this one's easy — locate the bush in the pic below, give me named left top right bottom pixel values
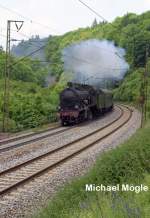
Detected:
left=0, top=76, right=66, bottom=132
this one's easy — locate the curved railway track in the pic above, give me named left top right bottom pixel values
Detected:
left=0, top=105, right=132, bottom=196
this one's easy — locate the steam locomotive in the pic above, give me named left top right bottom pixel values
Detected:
left=59, top=82, right=113, bottom=126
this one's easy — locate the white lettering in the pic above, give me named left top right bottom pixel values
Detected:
left=85, top=184, right=149, bottom=193
left=85, top=184, right=93, bottom=191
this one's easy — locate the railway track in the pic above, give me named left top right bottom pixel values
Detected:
left=0, top=124, right=60, bottom=145
left=0, top=105, right=132, bottom=196
left=0, top=124, right=77, bottom=153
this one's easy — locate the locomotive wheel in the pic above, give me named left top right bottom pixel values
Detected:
left=61, top=121, right=69, bottom=126
left=87, top=110, right=93, bottom=121
left=61, top=121, right=65, bottom=126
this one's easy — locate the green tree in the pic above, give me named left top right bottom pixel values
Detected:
left=92, top=18, right=98, bottom=27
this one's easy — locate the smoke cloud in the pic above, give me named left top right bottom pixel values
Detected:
left=62, top=39, right=129, bottom=88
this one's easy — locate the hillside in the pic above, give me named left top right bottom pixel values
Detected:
left=45, top=11, right=150, bottom=106
left=46, top=12, right=150, bottom=90
left=46, top=11, right=150, bottom=75
left=1, top=11, right=150, bottom=131
left=11, top=35, right=48, bottom=62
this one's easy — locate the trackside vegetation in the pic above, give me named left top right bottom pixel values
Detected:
left=0, top=73, right=67, bottom=132
left=34, top=120, right=150, bottom=218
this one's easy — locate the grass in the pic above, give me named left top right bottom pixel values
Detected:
left=33, top=119, right=150, bottom=218
left=66, top=175, right=150, bottom=218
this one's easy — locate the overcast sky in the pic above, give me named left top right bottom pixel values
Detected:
left=0, top=0, right=150, bottom=47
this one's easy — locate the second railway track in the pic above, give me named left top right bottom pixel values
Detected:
left=0, top=105, right=132, bottom=196
left=0, top=124, right=77, bottom=153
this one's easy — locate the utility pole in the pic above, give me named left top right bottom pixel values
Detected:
left=3, top=20, right=11, bottom=132
left=2, top=20, right=24, bottom=132
left=140, top=43, right=149, bottom=128
left=140, top=73, right=145, bottom=128
left=144, top=44, right=149, bottom=122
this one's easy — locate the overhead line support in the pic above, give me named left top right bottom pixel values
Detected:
left=2, top=20, right=24, bottom=132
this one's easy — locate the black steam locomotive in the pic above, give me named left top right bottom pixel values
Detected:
left=59, top=82, right=113, bottom=126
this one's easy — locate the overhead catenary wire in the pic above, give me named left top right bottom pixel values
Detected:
left=10, top=44, right=46, bottom=68
left=5, top=37, right=128, bottom=72
left=77, top=0, right=150, bottom=45
left=77, top=0, right=128, bottom=32
left=2, top=42, right=128, bottom=77
left=9, top=48, right=128, bottom=72
left=76, top=1, right=150, bottom=67
left=77, top=0, right=132, bottom=63
left=77, top=0, right=108, bottom=23
left=77, top=0, right=150, bottom=42
left=1, top=22, right=50, bottom=42
left=4, top=32, right=127, bottom=72
left=11, top=50, right=128, bottom=72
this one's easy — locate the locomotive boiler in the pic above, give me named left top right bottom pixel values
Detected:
left=59, top=82, right=113, bottom=126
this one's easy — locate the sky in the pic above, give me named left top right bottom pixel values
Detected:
left=0, top=0, right=150, bottom=47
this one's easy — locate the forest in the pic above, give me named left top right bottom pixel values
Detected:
left=0, top=11, right=150, bottom=131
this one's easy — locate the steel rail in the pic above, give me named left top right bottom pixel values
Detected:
left=0, top=124, right=59, bottom=145
left=0, top=126, right=76, bottom=153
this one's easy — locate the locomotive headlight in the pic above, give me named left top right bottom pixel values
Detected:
left=58, top=106, right=61, bottom=110
left=75, top=105, right=79, bottom=109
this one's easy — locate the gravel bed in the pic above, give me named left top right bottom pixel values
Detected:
left=0, top=125, right=64, bottom=147
left=0, top=106, right=121, bottom=172
left=0, top=107, right=141, bottom=218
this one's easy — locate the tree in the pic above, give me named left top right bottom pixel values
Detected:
left=92, top=18, right=98, bottom=27
left=0, top=46, right=3, bottom=52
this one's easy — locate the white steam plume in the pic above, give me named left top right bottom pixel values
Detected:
left=62, top=39, right=129, bottom=88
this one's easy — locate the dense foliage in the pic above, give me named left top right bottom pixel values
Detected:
left=0, top=50, right=49, bottom=86
left=0, top=48, right=67, bottom=131
left=46, top=12, right=150, bottom=72
left=0, top=74, right=67, bottom=131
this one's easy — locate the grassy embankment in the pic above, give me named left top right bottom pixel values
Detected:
left=34, top=119, right=150, bottom=218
